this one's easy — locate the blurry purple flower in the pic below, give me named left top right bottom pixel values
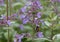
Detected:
left=36, top=32, right=44, bottom=38
left=37, top=12, right=41, bottom=18
left=22, top=17, right=29, bottom=24
left=14, top=38, right=17, bottom=42
left=31, top=0, right=43, bottom=9
left=34, top=18, right=39, bottom=26
left=18, top=39, right=21, bottom=42
left=0, top=0, right=4, bottom=6
left=11, top=14, right=18, bottom=17
left=20, top=14, right=26, bottom=20
left=28, top=11, right=32, bottom=14
left=40, top=20, right=45, bottom=25
left=15, top=34, right=20, bottom=39
left=18, top=34, right=25, bottom=42
left=25, top=1, right=32, bottom=7
left=23, top=19, right=29, bottom=24
left=58, top=0, right=60, bottom=2
left=6, top=20, right=11, bottom=26
left=50, top=0, right=55, bottom=2
left=14, top=33, right=25, bottom=42
left=58, top=14, right=60, bottom=17
left=8, top=16, right=11, bottom=20
left=2, top=15, right=11, bottom=20
left=11, top=14, right=18, bottom=20
left=21, top=6, right=27, bottom=13
left=0, top=19, right=6, bottom=25
left=36, top=0, right=43, bottom=9
left=19, top=24, right=24, bottom=30
left=38, top=5, right=43, bottom=9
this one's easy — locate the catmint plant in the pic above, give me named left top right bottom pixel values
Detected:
left=1, top=0, right=60, bottom=42
left=14, top=0, right=44, bottom=42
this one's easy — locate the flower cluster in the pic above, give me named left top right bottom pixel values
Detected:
left=16, top=0, right=44, bottom=41
left=14, top=33, right=31, bottom=42
left=14, top=33, right=25, bottom=42
left=0, top=13, right=18, bottom=26
left=19, top=0, right=43, bottom=26
left=0, top=0, right=44, bottom=42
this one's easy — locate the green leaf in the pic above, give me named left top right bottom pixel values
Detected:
left=33, top=38, right=51, bottom=42
left=52, top=34, right=60, bottom=42
left=24, top=26, right=33, bottom=34
left=22, top=37, right=27, bottom=42
left=44, top=21, right=51, bottom=26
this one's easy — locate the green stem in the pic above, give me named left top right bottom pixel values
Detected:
left=51, top=26, right=53, bottom=40
left=6, top=0, right=9, bottom=42
left=6, top=0, right=8, bottom=20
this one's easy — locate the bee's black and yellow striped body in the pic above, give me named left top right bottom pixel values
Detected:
left=36, top=25, right=40, bottom=32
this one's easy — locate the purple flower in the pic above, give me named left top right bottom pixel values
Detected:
left=21, top=6, right=27, bottom=13
left=23, top=18, right=29, bottom=24
left=14, top=33, right=25, bottom=42
left=14, top=38, right=17, bottom=42
left=40, top=20, right=45, bottom=25
left=31, top=0, right=43, bottom=9
left=36, top=32, right=44, bottom=38
left=20, top=14, right=26, bottom=20
left=11, top=14, right=18, bottom=20
left=0, top=0, right=4, bottom=6
left=36, top=0, right=43, bottom=9
left=25, top=1, right=32, bottom=7
left=34, top=18, right=39, bottom=26
left=6, top=20, right=11, bottom=26
left=8, top=16, right=11, bottom=20
left=0, top=19, right=7, bottom=24
left=18, top=34, right=25, bottom=42
left=58, top=0, right=60, bottom=2
left=37, top=12, right=41, bottom=18
left=22, top=16, right=29, bottom=24
left=11, top=14, right=18, bottom=17
left=19, top=24, right=24, bottom=30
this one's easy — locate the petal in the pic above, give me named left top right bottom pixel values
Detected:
left=7, top=20, right=11, bottom=26
left=20, top=14, right=26, bottom=19
left=22, top=18, right=29, bottom=24
left=36, top=32, right=44, bottom=38
left=37, top=12, right=41, bottom=18
left=19, top=24, right=24, bottom=30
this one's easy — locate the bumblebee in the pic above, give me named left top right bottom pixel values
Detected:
left=36, top=25, right=40, bottom=32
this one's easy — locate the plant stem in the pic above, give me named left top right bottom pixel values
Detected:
left=51, top=26, right=53, bottom=40
left=6, top=0, right=9, bottom=42
left=6, top=0, right=8, bottom=20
